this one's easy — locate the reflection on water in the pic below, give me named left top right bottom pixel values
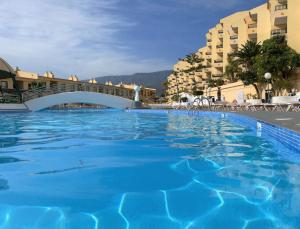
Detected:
left=0, top=179, right=9, bottom=191
left=0, top=156, right=25, bottom=164
left=0, top=110, right=299, bottom=228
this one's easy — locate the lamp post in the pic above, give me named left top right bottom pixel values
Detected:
left=264, top=72, right=272, bottom=103
left=175, top=68, right=180, bottom=103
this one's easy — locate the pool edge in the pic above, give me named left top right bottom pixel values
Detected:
left=127, top=109, right=300, bottom=154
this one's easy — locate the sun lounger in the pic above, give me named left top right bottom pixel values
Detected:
left=286, top=102, right=300, bottom=112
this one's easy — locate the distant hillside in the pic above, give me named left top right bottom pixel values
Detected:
left=95, top=70, right=172, bottom=96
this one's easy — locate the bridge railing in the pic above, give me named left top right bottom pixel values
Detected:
left=22, top=85, right=78, bottom=102
left=22, top=84, right=132, bottom=102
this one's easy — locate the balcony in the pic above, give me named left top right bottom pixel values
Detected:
left=202, top=74, right=208, bottom=79
left=206, top=55, right=212, bottom=60
left=212, top=73, right=223, bottom=78
left=274, top=5, right=288, bottom=25
left=204, top=68, right=212, bottom=73
left=195, top=76, right=202, bottom=83
left=216, top=49, right=223, bottom=54
left=230, top=35, right=238, bottom=40
left=278, top=0, right=287, bottom=3
left=213, top=59, right=223, bottom=68
left=275, top=4, right=287, bottom=11
left=271, top=28, right=287, bottom=37
left=244, top=13, right=257, bottom=25
left=230, top=35, right=238, bottom=46
left=214, top=59, right=223, bottom=63
left=218, top=31, right=223, bottom=39
left=248, top=23, right=257, bottom=29
left=216, top=45, right=223, bottom=53
left=248, top=23, right=257, bottom=35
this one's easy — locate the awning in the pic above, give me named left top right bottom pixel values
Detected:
left=0, top=57, right=16, bottom=79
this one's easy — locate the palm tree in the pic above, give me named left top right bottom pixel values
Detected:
left=182, top=53, right=205, bottom=73
left=231, top=40, right=263, bottom=98
left=225, top=54, right=240, bottom=83
left=181, top=53, right=205, bottom=95
left=172, top=70, right=180, bottom=102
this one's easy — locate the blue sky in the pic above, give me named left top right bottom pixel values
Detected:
left=0, top=0, right=265, bottom=79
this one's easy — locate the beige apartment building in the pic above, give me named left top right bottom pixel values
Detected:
left=0, top=68, right=157, bottom=103
left=167, top=0, right=300, bottom=101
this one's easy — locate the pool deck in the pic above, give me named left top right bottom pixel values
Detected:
left=236, top=111, right=300, bottom=133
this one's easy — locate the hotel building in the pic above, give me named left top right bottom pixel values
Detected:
left=0, top=65, right=156, bottom=103
left=167, top=0, right=300, bottom=101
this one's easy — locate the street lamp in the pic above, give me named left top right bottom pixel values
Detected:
left=264, top=72, right=271, bottom=80
left=264, top=72, right=272, bottom=103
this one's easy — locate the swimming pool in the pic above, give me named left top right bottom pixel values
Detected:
left=0, top=109, right=299, bottom=228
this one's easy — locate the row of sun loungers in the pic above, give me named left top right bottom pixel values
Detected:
left=174, top=102, right=300, bottom=112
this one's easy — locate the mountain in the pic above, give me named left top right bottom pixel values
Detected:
left=95, top=70, right=172, bottom=96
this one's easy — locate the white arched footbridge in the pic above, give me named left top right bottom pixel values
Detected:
left=24, top=91, right=134, bottom=111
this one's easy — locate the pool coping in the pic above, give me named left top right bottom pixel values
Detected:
left=235, top=111, right=300, bottom=133
left=127, top=109, right=300, bottom=154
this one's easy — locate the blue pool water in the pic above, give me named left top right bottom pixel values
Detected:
left=0, top=109, right=299, bottom=229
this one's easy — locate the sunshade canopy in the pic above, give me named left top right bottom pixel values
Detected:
left=0, top=57, right=15, bottom=79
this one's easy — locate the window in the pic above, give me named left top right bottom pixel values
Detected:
left=0, top=81, right=8, bottom=90
left=60, top=84, right=66, bottom=91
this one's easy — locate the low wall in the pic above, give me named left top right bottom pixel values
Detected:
left=204, top=77, right=300, bottom=103
left=204, top=81, right=257, bottom=103
left=0, top=104, right=28, bottom=111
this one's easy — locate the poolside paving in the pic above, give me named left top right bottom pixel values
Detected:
left=236, top=111, right=300, bottom=133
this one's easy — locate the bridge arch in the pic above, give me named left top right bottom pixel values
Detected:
left=24, top=91, right=134, bottom=111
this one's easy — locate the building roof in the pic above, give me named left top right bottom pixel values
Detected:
left=0, top=57, right=15, bottom=78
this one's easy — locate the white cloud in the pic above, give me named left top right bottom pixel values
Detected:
left=135, top=0, right=241, bottom=12
left=0, top=0, right=171, bottom=78
left=181, top=0, right=240, bottom=9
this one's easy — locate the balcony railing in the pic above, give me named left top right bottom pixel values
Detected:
left=278, top=0, right=287, bottom=3
left=214, top=59, right=223, bottom=63
left=275, top=4, right=287, bottom=11
left=271, top=28, right=287, bottom=36
left=212, top=74, right=223, bottom=78
left=22, top=83, right=133, bottom=102
left=206, top=52, right=212, bottom=55
left=216, top=45, right=223, bottom=49
left=230, top=35, right=238, bottom=40
left=248, top=23, right=257, bottom=29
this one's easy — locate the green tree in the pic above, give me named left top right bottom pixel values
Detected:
left=182, top=53, right=205, bottom=72
left=206, top=78, right=224, bottom=88
left=161, top=81, right=169, bottom=97
left=255, top=35, right=300, bottom=95
left=171, top=94, right=180, bottom=102
left=231, top=40, right=263, bottom=98
left=171, top=70, right=181, bottom=102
